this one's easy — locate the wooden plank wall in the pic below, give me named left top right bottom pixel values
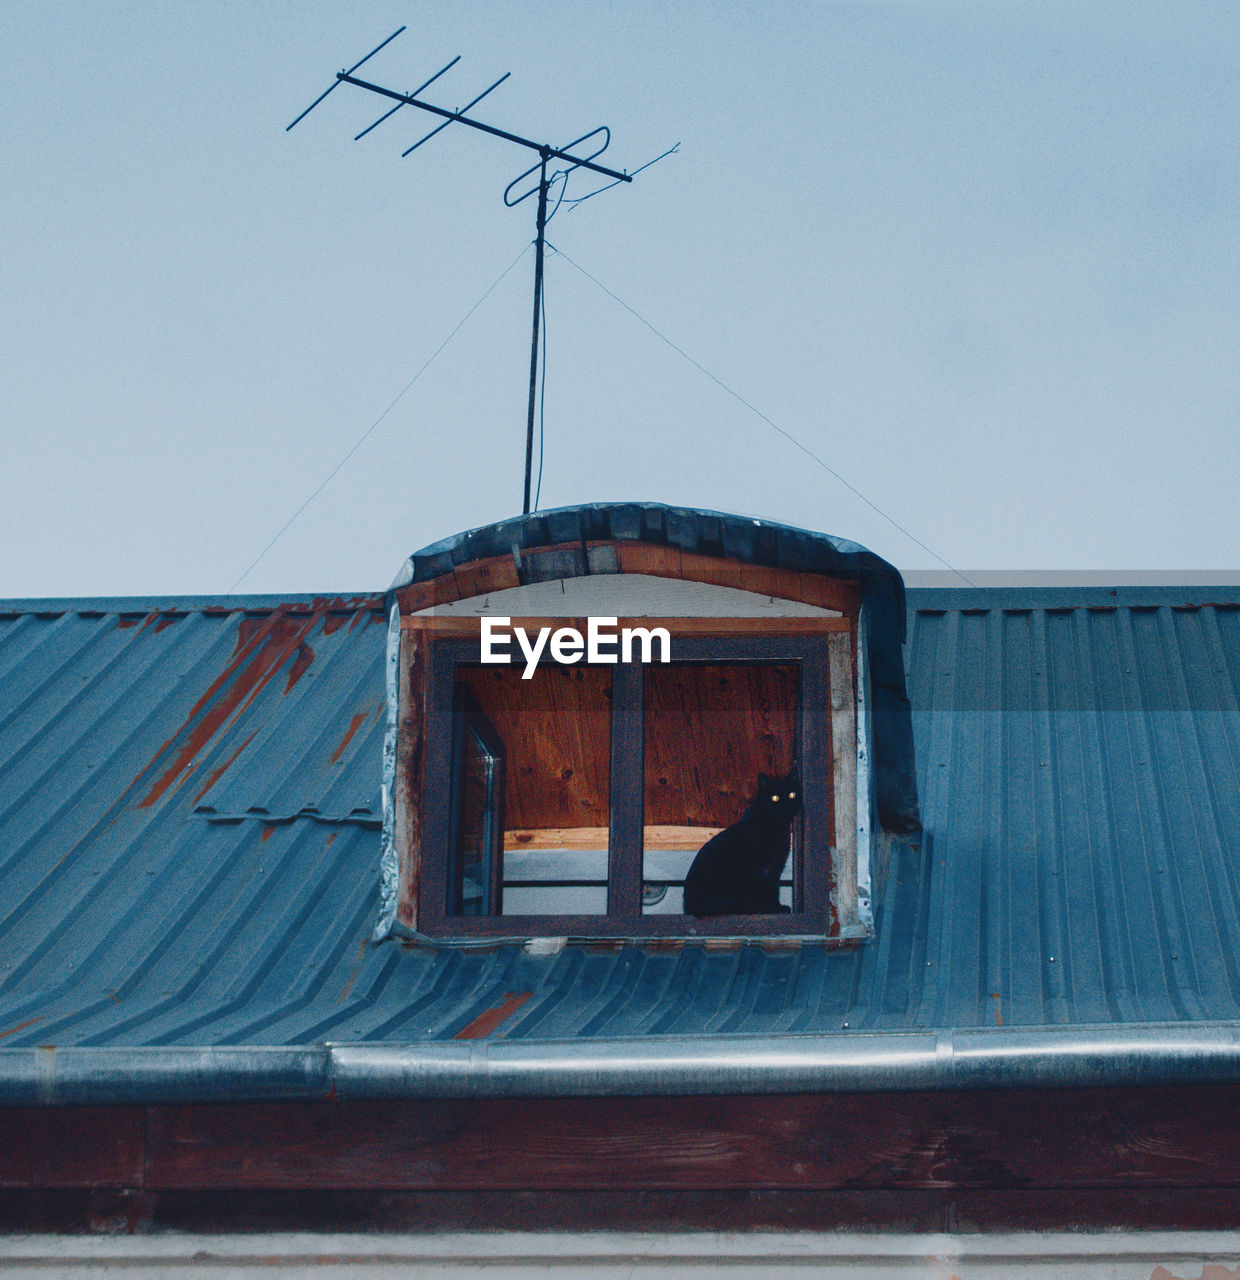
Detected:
left=644, top=664, right=798, bottom=829
left=7, top=1085, right=1240, bottom=1234
left=456, top=663, right=802, bottom=837
left=456, top=666, right=613, bottom=832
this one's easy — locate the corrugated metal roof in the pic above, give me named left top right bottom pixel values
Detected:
left=905, top=586, right=1240, bottom=1031
left=1, top=584, right=1239, bottom=1060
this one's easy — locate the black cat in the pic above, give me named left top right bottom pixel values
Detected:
left=682, top=769, right=801, bottom=916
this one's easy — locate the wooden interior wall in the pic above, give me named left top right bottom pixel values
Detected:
left=456, top=663, right=799, bottom=837
left=644, top=664, right=798, bottom=829
left=456, top=666, right=611, bottom=832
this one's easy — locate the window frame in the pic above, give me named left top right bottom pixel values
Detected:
left=406, top=616, right=854, bottom=941
left=445, top=685, right=506, bottom=916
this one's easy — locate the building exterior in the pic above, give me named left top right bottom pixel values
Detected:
left=2, top=504, right=1240, bottom=1267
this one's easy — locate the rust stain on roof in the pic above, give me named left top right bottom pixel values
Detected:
left=136, top=612, right=315, bottom=809
left=452, top=991, right=533, bottom=1040
left=132, top=596, right=381, bottom=811
left=116, top=612, right=170, bottom=635
left=325, top=605, right=387, bottom=636
left=284, top=641, right=315, bottom=693
left=330, top=712, right=369, bottom=765
left=337, top=939, right=369, bottom=1004
left=191, top=732, right=257, bottom=806
left=0, top=1016, right=44, bottom=1041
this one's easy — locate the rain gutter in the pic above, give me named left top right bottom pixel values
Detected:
left=5, top=1023, right=1240, bottom=1106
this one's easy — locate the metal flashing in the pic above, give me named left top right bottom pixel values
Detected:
left=4, top=1021, right=1240, bottom=1105
left=374, top=602, right=402, bottom=941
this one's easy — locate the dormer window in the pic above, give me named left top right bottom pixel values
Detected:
left=413, top=623, right=840, bottom=939
left=376, top=506, right=920, bottom=946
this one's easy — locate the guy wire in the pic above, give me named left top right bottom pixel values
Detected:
left=228, top=244, right=532, bottom=593
left=547, top=243, right=975, bottom=586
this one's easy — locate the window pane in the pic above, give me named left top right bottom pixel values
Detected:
left=448, top=711, right=501, bottom=916
left=642, top=663, right=799, bottom=914
left=456, top=664, right=612, bottom=915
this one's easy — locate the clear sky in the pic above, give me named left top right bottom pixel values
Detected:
left=3, top=1, right=1238, bottom=599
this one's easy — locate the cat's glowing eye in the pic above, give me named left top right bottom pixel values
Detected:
left=770, top=795, right=779, bottom=803
left=789, top=790, right=797, bottom=799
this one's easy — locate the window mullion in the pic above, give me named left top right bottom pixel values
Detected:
left=607, top=660, right=644, bottom=917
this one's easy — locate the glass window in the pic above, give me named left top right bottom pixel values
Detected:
left=454, top=664, right=612, bottom=915
left=419, top=626, right=838, bottom=939
left=642, top=663, right=800, bottom=915
left=447, top=688, right=504, bottom=916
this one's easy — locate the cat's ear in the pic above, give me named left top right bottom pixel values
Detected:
left=757, top=772, right=772, bottom=790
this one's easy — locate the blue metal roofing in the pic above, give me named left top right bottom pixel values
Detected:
left=1, top=584, right=1239, bottom=1062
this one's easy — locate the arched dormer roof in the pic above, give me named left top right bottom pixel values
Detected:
left=392, top=502, right=919, bottom=833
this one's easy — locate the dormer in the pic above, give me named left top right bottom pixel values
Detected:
left=375, top=503, right=919, bottom=944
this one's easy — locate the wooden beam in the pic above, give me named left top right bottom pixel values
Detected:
left=505, top=825, right=722, bottom=852
left=10, top=1185, right=1240, bottom=1234
left=395, top=573, right=462, bottom=614
left=413, top=911, right=848, bottom=940
left=0, top=1107, right=143, bottom=1189
left=129, top=1086, right=1240, bottom=1193
left=394, top=627, right=429, bottom=930
left=400, top=615, right=851, bottom=635
left=14, top=1083, right=1240, bottom=1236
left=451, top=555, right=521, bottom=603
left=396, top=542, right=862, bottom=618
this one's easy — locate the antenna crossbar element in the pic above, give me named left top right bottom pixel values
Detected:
left=286, top=26, right=407, bottom=132
left=337, top=72, right=632, bottom=184
left=401, top=72, right=511, bottom=157
left=294, top=34, right=672, bottom=514
left=354, top=55, right=461, bottom=141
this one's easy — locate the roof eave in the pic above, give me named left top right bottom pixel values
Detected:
left=7, top=1022, right=1240, bottom=1106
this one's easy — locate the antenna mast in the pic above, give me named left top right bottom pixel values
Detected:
left=289, top=28, right=671, bottom=514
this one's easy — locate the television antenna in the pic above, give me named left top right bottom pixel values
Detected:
left=288, top=27, right=676, bottom=514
